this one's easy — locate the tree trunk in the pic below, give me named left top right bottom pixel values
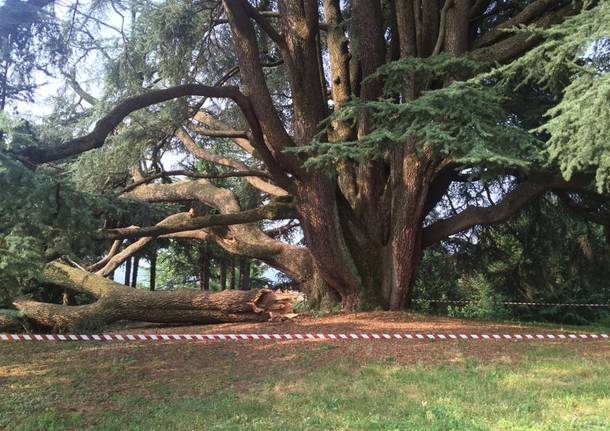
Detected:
left=149, top=251, right=156, bottom=291
left=123, top=257, right=132, bottom=286
left=238, top=257, right=250, bottom=290
left=12, top=262, right=302, bottom=331
left=229, top=256, right=236, bottom=289
left=219, top=259, right=227, bottom=290
left=130, top=255, right=140, bottom=288
left=199, top=244, right=209, bottom=291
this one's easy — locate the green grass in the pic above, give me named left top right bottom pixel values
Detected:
left=1, top=342, right=609, bottom=430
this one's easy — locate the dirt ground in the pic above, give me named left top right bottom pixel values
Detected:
left=2, top=312, right=609, bottom=412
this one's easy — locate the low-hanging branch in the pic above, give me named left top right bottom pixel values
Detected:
left=99, top=202, right=295, bottom=240
left=119, top=169, right=273, bottom=194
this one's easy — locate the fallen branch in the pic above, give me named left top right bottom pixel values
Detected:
left=13, top=262, right=302, bottom=331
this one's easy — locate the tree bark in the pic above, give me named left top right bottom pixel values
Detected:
left=199, top=244, right=210, bottom=291
left=238, top=257, right=250, bottom=290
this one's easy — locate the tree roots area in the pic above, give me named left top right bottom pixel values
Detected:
left=1, top=312, right=609, bottom=430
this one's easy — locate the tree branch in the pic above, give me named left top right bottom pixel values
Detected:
left=422, top=176, right=588, bottom=247
left=432, top=0, right=454, bottom=56
left=99, top=202, right=295, bottom=240
left=16, top=84, right=249, bottom=164
left=119, top=169, right=272, bottom=194
left=87, top=239, right=122, bottom=272
left=193, top=111, right=257, bottom=155
left=472, top=1, right=581, bottom=64
left=473, top=0, right=559, bottom=49
left=176, top=127, right=288, bottom=196
left=188, top=125, right=250, bottom=139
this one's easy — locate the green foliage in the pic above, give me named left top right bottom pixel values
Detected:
left=416, top=194, right=610, bottom=325
left=0, top=0, right=66, bottom=107
left=493, top=2, right=610, bottom=191
left=296, top=54, right=540, bottom=171
left=0, top=144, right=166, bottom=302
left=446, top=275, right=511, bottom=321
left=542, top=71, right=610, bottom=192
left=0, top=111, right=40, bottom=150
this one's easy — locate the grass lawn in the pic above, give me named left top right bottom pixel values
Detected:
left=1, top=314, right=609, bottom=430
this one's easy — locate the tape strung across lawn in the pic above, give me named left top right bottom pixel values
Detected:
left=414, top=299, right=610, bottom=307
left=1, top=333, right=608, bottom=342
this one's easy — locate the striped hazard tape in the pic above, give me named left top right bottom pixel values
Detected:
left=1, top=333, right=608, bottom=342
left=414, top=299, right=610, bottom=307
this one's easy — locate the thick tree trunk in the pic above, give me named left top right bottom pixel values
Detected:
left=12, top=262, right=301, bottom=331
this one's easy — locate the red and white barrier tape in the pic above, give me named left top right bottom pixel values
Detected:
left=1, top=333, right=608, bottom=342
left=415, top=299, right=610, bottom=307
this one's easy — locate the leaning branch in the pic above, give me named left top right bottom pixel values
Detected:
left=99, top=202, right=295, bottom=240
left=422, top=176, right=588, bottom=247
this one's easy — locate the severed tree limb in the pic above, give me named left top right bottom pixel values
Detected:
left=121, top=178, right=314, bottom=282
left=97, top=237, right=153, bottom=277
left=14, top=262, right=302, bottom=331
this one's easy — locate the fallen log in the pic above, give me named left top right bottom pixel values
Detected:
left=11, top=262, right=301, bottom=332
